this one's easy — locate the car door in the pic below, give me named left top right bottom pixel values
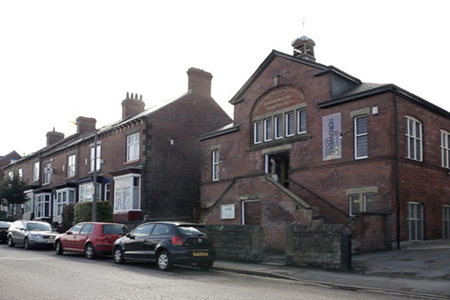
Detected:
left=123, top=223, right=154, bottom=260
left=63, top=223, right=83, bottom=251
left=75, top=223, right=94, bottom=251
left=143, top=223, right=173, bottom=261
left=17, top=222, right=28, bottom=245
left=9, top=221, right=21, bottom=244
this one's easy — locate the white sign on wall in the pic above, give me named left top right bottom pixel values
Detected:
left=220, top=204, right=235, bottom=220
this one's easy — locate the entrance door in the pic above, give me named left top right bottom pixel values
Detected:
left=265, top=152, right=290, bottom=188
left=407, top=202, right=424, bottom=241
left=243, top=201, right=261, bottom=225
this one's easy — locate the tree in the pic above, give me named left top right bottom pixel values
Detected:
left=0, top=171, right=28, bottom=217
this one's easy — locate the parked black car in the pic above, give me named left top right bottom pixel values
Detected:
left=113, top=222, right=216, bottom=271
left=7, top=220, right=58, bottom=250
left=0, top=221, right=12, bottom=243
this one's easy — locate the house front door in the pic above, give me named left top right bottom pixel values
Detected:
left=243, top=200, right=261, bottom=225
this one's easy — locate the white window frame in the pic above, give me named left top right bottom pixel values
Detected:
left=67, top=154, right=76, bottom=178
left=212, top=149, right=220, bottom=182
left=254, top=121, right=262, bottom=144
left=354, top=115, right=368, bottom=159
left=35, top=193, right=51, bottom=218
left=105, top=183, right=111, bottom=201
left=90, top=144, right=101, bottom=172
left=263, top=118, right=272, bottom=142
left=405, top=116, right=423, bottom=161
left=274, top=115, right=283, bottom=139
left=54, top=188, right=76, bottom=217
left=297, top=108, right=307, bottom=134
left=24, top=190, right=34, bottom=214
left=285, top=111, right=295, bottom=137
left=79, top=182, right=101, bottom=202
left=113, top=174, right=141, bottom=212
left=44, top=163, right=52, bottom=184
left=32, top=161, right=40, bottom=182
left=441, top=131, right=450, bottom=169
left=349, top=192, right=375, bottom=216
left=126, top=132, right=140, bottom=162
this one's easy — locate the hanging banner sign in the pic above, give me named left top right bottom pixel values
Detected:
left=322, top=113, right=342, bottom=161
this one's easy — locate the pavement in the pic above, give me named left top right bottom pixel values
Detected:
left=212, top=240, right=450, bottom=299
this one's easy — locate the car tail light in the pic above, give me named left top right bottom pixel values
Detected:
left=171, top=236, right=184, bottom=246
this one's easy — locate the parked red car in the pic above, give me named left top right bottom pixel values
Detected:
left=55, top=222, right=129, bottom=259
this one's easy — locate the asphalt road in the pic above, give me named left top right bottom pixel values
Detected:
left=0, top=245, right=413, bottom=300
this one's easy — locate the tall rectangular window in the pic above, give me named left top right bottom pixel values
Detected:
left=355, top=115, right=368, bottom=159
left=35, top=193, right=51, bottom=218
left=297, top=108, right=307, bottom=134
left=126, top=132, right=140, bottom=162
left=90, top=145, right=101, bottom=172
left=349, top=192, right=375, bottom=216
left=32, top=161, right=40, bottom=182
left=286, top=111, right=295, bottom=137
left=405, top=117, right=423, bottom=161
left=67, top=154, right=76, bottom=178
left=443, top=205, right=450, bottom=239
left=212, top=149, right=219, bottom=181
left=274, top=115, right=283, bottom=139
left=43, top=163, right=52, bottom=184
left=254, top=121, right=262, bottom=144
left=263, top=118, right=272, bottom=142
left=441, top=131, right=450, bottom=168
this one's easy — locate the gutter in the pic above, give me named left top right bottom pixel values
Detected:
left=394, top=90, right=401, bottom=250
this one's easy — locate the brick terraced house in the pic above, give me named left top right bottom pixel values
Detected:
left=3, top=68, right=231, bottom=224
left=199, top=36, right=450, bottom=252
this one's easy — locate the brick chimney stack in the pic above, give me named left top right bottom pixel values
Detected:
left=46, top=128, right=64, bottom=146
left=187, top=68, right=212, bottom=97
left=76, top=116, right=97, bottom=134
left=121, top=92, right=145, bottom=119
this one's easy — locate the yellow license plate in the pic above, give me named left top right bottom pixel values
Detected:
left=193, top=252, right=208, bottom=257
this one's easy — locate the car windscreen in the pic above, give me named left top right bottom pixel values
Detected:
left=102, top=224, right=129, bottom=235
left=177, top=226, right=205, bottom=237
left=27, top=222, right=52, bottom=231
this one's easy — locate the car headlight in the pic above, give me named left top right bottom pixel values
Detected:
left=29, top=234, right=43, bottom=240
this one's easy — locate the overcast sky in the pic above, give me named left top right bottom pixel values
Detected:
left=1, top=0, right=449, bottom=157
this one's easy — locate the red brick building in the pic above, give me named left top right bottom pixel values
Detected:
left=200, top=36, right=450, bottom=252
left=4, top=68, right=231, bottom=224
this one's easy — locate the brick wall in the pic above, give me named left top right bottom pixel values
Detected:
left=353, top=213, right=391, bottom=253
left=204, top=175, right=312, bottom=251
left=206, top=225, right=264, bottom=262
left=286, top=224, right=351, bottom=270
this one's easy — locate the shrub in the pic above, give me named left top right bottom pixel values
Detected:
left=61, top=203, right=75, bottom=232
left=74, top=201, right=114, bottom=223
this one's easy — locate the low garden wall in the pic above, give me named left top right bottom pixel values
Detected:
left=286, top=224, right=351, bottom=270
left=206, top=225, right=264, bottom=262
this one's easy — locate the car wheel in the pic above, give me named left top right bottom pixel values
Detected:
left=55, top=240, right=63, bottom=255
left=7, top=236, right=14, bottom=247
left=24, top=237, right=31, bottom=250
left=197, top=261, right=214, bottom=270
left=84, top=243, right=96, bottom=259
left=157, top=251, right=172, bottom=271
left=113, top=247, right=125, bottom=264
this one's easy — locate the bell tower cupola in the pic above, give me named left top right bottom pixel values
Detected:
left=292, top=35, right=316, bottom=62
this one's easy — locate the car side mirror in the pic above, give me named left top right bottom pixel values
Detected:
left=20, top=228, right=27, bottom=232
left=126, top=233, right=135, bottom=239
left=66, top=231, right=72, bottom=235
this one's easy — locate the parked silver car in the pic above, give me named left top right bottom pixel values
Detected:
left=7, top=220, right=58, bottom=250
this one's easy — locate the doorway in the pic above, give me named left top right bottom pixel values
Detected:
left=242, top=200, right=261, bottom=225
left=265, top=152, right=290, bottom=188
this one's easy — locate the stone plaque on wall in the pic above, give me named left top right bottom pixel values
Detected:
left=220, top=204, right=235, bottom=220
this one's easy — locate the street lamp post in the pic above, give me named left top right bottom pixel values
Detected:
left=92, top=130, right=98, bottom=222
